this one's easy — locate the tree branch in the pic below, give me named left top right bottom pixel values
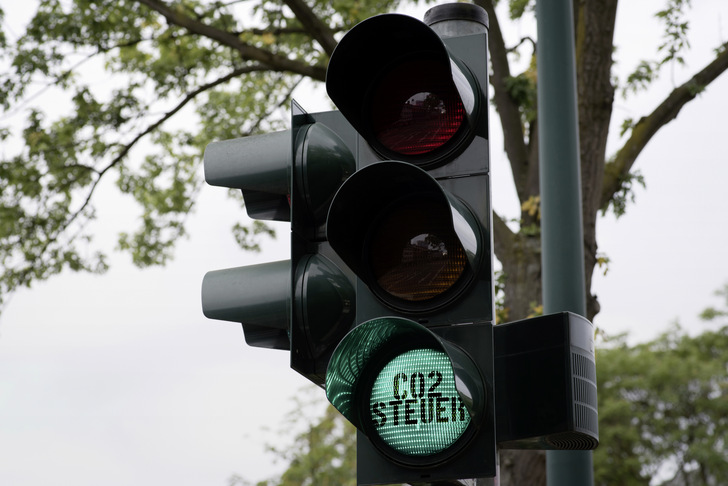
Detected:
left=601, top=43, right=728, bottom=210
left=507, top=36, right=536, bottom=54
left=242, top=27, right=309, bottom=37
left=1, top=36, right=150, bottom=120
left=492, top=210, right=517, bottom=264
left=474, top=0, right=530, bottom=203
left=57, top=65, right=266, bottom=244
left=281, top=0, right=338, bottom=56
left=133, top=0, right=327, bottom=81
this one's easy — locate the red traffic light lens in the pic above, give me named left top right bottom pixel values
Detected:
left=368, top=197, right=468, bottom=304
left=370, top=59, right=465, bottom=157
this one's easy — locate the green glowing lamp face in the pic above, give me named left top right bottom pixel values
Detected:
left=369, top=348, right=470, bottom=456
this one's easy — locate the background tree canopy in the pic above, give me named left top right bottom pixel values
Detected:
left=595, top=312, right=728, bottom=485
left=2, top=0, right=728, bottom=484
left=229, top=388, right=357, bottom=486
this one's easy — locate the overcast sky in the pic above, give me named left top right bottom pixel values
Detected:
left=1, top=1, right=728, bottom=485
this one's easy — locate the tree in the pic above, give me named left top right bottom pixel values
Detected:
left=229, top=389, right=357, bottom=486
left=0, top=0, right=415, bottom=310
left=2, top=0, right=728, bottom=483
left=594, top=286, right=728, bottom=486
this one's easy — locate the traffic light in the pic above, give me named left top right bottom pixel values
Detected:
left=201, top=101, right=359, bottom=386
left=201, top=3, right=598, bottom=485
left=321, top=4, right=497, bottom=484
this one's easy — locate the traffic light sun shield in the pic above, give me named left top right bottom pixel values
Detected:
left=326, top=317, right=486, bottom=466
left=201, top=260, right=290, bottom=350
left=203, top=131, right=291, bottom=222
left=326, top=14, right=482, bottom=167
left=327, top=161, right=483, bottom=313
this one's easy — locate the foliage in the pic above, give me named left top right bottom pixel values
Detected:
left=504, top=62, right=537, bottom=126
left=602, top=168, right=646, bottom=218
left=699, top=283, right=728, bottom=322
left=507, top=0, right=533, bottom=20
left=594, top=296, right=728, bottom=486
left=229, top=388, right=357, bottom=486
left=494, top=269, right=508, bottom=323
left=0, top=0, right=420, bottom=310
left=622, top=0, right=692, bottom=96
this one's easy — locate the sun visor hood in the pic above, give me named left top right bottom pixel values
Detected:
left=326, top=14, right=475, bottom=140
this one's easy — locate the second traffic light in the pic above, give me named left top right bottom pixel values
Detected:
left=201, top=102, right=358, bottom=386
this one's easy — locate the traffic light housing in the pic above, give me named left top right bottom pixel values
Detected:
left=201, top=3, right=598, bottom=485
left=321, top=5, right=497, bottom=484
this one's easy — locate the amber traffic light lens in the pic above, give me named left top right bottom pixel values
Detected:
left=368, top=198, right=467, bottom=303
left=370, top=59, right=465, bottom=157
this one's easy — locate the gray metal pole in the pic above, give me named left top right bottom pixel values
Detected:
left=535, top=0, right=594, bottom=484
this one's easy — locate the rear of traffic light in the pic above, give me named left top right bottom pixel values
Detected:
left=201, top=127, right=293, bottom=350
left=322, top=5, right=497, bottom=484
left=288, top=105, right=358, bottom=384
left=201, top=102, right=358, bottom=385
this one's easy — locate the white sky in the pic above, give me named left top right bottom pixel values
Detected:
left=1, top=1, right=728, bottom=485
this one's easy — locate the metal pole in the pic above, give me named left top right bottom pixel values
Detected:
left=535, top=0, right=595, bottom=484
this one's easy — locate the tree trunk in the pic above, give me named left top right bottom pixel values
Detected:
left=483, top=0, right=619, bottom=483
left=498, top=233, right=542, bottom=322
left=500, top=449, right=547, bottom=486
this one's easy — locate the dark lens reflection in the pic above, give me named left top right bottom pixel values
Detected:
left=370, top=59, right=465, bottom=157
left=369, top=198, right=467, bottom=302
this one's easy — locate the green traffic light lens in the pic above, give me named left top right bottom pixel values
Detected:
left=368, top=197, right=468, bottom=304
left=369, top=348, right=470, bottom=457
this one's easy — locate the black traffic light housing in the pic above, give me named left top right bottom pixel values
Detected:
left=200, top=4, right=598, bottom=486
left=495, top=312, right=599, bottom=450
left=322, top=5, right=498, bottom=484
left=288, top=104, right=358, bottom=385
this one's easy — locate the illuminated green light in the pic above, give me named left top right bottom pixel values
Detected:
left=369, top=348, right=470, bottom=456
